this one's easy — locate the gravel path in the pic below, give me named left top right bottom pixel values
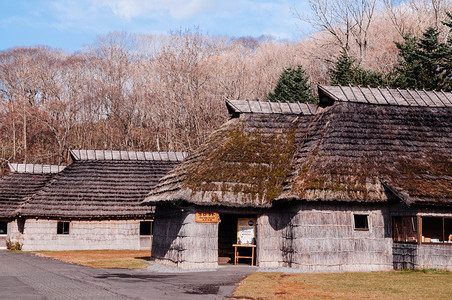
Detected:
left=0, top=250, right=255, bottom=300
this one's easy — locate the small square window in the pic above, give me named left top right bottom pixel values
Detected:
left=57, top=221, right=70, bottom=235
left=140, top=221, right=153, bottom=236
left=354, top=214, right=369, bottom=230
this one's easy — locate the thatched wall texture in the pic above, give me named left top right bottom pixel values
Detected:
left=257, top=202, right=393, bottom=271
left=393, top=242, right=452, bottom=271
left=9, top=219, right=144, bottom=251
left=151, top=205, right=218, bottom=269
left=19, top=150, right=186, bottom=218
left=0, top=164, right=63, bottom=219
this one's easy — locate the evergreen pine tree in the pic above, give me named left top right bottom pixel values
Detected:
left=393, top=25, right=451, bottom=91
left=329, top=50, right=385, bottom=87
left=267, top=65, right=316, bottom=103
left=329, top=50, right=355, bottom=86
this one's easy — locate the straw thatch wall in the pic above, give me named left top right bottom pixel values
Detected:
left=9, top=218, right=147, bottom=251
left=393, top=243, right=452, bottom=271
left=151, top=204, right=218, bottom=269
left=257, top=202, right=393, bottom=271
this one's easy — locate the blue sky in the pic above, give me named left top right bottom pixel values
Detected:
left=0, top=0, right=312, bottom=53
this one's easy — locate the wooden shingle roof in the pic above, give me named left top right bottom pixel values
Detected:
left=0, top=164, right=63, bottom=218
left=144, top=85, right=452, bottom=208
left=19, top=150, right=186, bottom=218
left=319, top=85, right=452, bottom=107
left=70, top=150, right=187, bottom=161
left=226, top=99, right=320, bottom=115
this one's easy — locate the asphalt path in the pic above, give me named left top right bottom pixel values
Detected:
left=0, top=250, right=255, bottom=300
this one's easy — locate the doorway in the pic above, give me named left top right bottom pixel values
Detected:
left=218, top=214, right=257, bottom=265
left=218, top=214, right=237, bottom=264
left=0, top=221, right=7, bottom=250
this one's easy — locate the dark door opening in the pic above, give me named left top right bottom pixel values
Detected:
left=218, top=214, right=258, bottom=265
left=218, top=214, right=237, bottom=264
left=0, top=221, right=7, bottom=235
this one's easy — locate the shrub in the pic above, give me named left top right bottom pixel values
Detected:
left=6, top=239, right=22, bottom=251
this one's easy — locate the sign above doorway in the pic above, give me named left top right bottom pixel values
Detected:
left=195, top=211, right=219, bottom=223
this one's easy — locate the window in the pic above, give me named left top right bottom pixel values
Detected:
left=354, top=214, right=369, bottom=230
left=0, top=221, right=7, bottom=234
left=393, top=217, right=418, bottom=243
left=57, top=221, right=70, bottom=235
left=140, top=221, right=153, bottom=236
left=421, top=217, right=452, bottom=243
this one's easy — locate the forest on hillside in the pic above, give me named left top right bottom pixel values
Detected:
left=0, top=0, right=451, bottom=174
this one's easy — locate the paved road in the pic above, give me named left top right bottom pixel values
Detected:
left=0, top=250, right=255, bottom=300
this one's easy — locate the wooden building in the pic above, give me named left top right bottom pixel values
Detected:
left=7, top=150, right=186, bottom=251
left=0, top=164, right=64, bottom=249
left=143, top=85, right=452, bottom=271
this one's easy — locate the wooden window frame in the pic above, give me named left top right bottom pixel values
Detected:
left=353, top=214, right=369, bottom=231
left=139, top=221, right=153, bottom=236
left=420, top=216, right=452, bottom=244
left=393, top=216, right=418, bottom=243
left=57, top=221, right=70, bottom=235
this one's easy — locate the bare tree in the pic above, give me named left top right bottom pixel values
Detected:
left=295, top=0, right=377, bottom=62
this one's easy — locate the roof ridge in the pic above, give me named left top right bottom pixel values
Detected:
left=70, top=150, right=188, bottom=162
left=8, top=163, right=66, bottom=174
left=226, top=99, right=320, bottom=115
left=318, top=85, right=452, bottom=108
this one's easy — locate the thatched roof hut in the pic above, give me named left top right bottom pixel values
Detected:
left=0, top=164, right=64, bottom=219
left=144, top=85, right=452, bottom=207
left=19, top=150, right=187, bottom=219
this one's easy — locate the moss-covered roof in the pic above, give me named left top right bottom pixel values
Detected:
left=144, top=87, right=452, bottom=207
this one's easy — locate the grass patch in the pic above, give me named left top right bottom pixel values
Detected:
left=233, top=270, right=452, bottom=299
left=33, top=250, right=151, bottom=269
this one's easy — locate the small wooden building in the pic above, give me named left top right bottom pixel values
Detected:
left=7, top=150, right=186, bottom=251
left=0, top=163, right=65, bottom=249
left=143, top=85, right=452, bottom=271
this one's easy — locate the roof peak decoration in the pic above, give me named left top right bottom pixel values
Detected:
left=319, top=85, right=452, bottom=108
left=70, top=150, right=188, bottom=162
left=226, top=99, right=320, bottom=116
left=8, top=163, right=65, bottom=174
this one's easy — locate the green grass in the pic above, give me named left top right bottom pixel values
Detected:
left=234, top=270, right=451, bottom=299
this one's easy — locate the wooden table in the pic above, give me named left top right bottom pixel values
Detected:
left=233, top=244, right=256, bottom=266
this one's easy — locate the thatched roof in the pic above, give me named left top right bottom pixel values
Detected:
left=143, top=85, right=452, bottom=208
left=18, top=150, right=186, bottom=219
left=0, top=164, right=64, bottom=218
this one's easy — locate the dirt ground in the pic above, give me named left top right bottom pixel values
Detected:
left=33, top=250, right=151, bottom=268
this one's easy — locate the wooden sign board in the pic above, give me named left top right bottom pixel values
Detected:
left=195, top=211, right=219, bottom=223
left=237, top=218, right=256, bottom=245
